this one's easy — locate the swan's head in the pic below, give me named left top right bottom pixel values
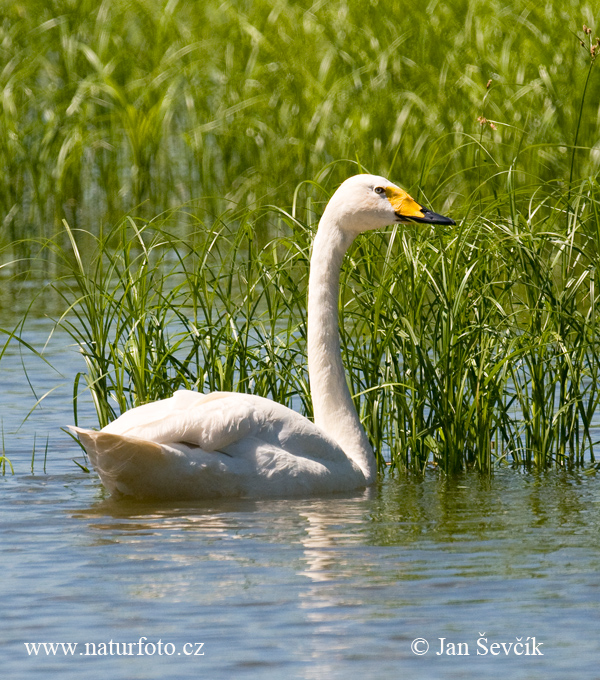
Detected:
left=322, top=174, right=455, bottom=234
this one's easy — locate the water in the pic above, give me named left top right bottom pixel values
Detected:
left=2, top=317, right=600, bottom=679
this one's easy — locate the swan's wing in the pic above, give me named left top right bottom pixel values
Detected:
left=99, top=390, right=348, bottom=464
left=102, top=391, right=253, bottom=450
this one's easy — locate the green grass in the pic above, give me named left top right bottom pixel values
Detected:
left=1, top=0, right=600, bottom=473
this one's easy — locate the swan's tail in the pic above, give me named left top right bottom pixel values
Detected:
left=69, top=426, right=242, bottom=500
left=69, top=426, right=172, bottom=498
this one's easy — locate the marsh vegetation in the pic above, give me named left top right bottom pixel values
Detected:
left=1, top=0, right=599, bottom=472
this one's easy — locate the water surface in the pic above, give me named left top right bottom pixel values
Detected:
left=1, top=316, right=599, bottom=679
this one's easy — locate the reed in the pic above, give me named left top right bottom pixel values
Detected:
left=1, top=0, right=599, bottom=245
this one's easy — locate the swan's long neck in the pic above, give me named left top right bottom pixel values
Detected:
left=307, top=217, right=376, bottom=483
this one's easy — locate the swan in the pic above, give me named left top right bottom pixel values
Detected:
left=71, top=174, right=454, bottom=499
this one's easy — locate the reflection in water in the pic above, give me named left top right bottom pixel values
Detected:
left=300, top=510, right=339, bottom=583
left=298, top=490, right=375, bottom=584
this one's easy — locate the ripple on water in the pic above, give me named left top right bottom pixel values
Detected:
left=1, top=467, right=600, bottom=680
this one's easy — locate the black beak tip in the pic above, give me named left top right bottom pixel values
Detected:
left=395, top=209, right=456, bottom=226
left=439, top=215, right=456, bottom=226
left=420, top=208, right=455, bottom=226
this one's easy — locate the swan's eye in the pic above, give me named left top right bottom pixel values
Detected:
left=374, top=186, right=385, bottom=195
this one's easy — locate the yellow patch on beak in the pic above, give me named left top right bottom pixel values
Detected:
left=385, top=186, right=425, bottom=221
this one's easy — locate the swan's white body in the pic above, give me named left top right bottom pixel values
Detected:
left=72, top=174, right=453, bottom=499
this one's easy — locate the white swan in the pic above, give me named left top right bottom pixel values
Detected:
left=71, top=174, right=454, bottom=499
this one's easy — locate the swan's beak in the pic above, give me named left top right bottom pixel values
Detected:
left=386, top=186, right=455, bottom=226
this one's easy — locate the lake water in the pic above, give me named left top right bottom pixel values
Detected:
left=2, top=315, right=600, bottom=679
